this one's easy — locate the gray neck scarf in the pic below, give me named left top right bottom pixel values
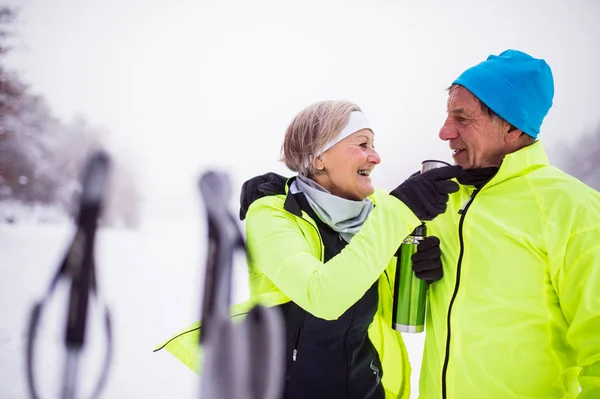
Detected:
left=290, top=174, right=374, bottom=243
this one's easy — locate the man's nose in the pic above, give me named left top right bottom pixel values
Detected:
left=439, top=117, right=458, bottom=141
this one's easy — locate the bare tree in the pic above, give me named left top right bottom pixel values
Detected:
left=0, top=7, right=16, bottom=57
left=0, top=7, right=142, bottom=228
left=558, top=123, right=600, bottom=191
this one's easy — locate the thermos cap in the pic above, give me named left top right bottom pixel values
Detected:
left=412, top=224, right=427, bottom=237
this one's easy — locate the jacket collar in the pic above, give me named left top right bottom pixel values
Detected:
left=283, top=177, right=303, bottom=217
left=482, top=140, right=550, bottom=191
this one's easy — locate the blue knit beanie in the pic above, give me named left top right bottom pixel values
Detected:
left=452, top=49, right=554, bottom=138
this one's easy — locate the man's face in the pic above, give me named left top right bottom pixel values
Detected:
left=439, top=86, right=511, bottom=169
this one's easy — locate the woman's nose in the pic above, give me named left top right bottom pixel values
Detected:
left=369, top=149, right=381, bottom=165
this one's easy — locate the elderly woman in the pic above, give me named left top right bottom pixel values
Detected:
left=242, top=100, right=461, bottom=398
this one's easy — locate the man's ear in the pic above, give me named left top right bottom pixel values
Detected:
left=505, top=125, right=523, bottom=144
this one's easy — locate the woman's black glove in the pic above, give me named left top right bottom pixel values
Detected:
left=239, top=172, right=288, bottom=220
left=390, top=165, right=463, bottom=221
left=412, top=236, right=443, bottom=283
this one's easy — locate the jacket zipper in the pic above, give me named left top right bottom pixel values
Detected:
left=441, top=189, right=479, bottom=399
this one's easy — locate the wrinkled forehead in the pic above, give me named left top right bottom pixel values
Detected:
left=447, top=86, right=480, bottom=113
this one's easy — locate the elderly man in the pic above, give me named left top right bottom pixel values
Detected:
left=422, top=49, right=600, bottom=398
left=156, top=49, right=600, bottom=399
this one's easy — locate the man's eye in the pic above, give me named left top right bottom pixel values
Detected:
left=457, top=117, right=468, bottom=125
left=360, top=142, right=368, bottom=148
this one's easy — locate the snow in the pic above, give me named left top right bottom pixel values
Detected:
left=0, top=222, right=424, bottom=398
left=0, top=201, right=69, bottom=226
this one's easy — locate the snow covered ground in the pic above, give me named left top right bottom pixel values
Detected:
left=0, top=222, right=424, bottom=398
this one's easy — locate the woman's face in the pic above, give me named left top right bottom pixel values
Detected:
left=313, top=129, right=380, bottom=201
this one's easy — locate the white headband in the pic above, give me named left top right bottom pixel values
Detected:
left=317, top=111, right=372, bottom=157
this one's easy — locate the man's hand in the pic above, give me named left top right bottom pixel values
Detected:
left=390, top=165, right=463, bottom=221
left=412, top=236, right=443, bottom=283
left=239, top=172, right=288, bottom=220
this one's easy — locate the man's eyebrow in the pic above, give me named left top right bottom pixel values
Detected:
left=450, top=108, right=471, bottom=117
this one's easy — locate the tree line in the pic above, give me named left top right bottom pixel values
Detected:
left=0, top=7, right=141, bottom=228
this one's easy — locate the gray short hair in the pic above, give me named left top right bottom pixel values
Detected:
left=281, top=100, right=362, bottom=176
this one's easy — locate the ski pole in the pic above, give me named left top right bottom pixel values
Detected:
left=196, top=171, right=285, bottom=399
left=26, top=151, right=113, bottom=399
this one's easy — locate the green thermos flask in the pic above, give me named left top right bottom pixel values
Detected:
left=392, top=160, right=450, bottom=333
left=392, top=224, right=427, bottom=333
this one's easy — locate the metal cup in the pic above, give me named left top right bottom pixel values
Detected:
left=421, top=159, right=451, bottom=173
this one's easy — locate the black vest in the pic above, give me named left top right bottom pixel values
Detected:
left=280, top=192, right=384, bottom=399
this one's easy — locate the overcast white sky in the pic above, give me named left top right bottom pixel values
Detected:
left=5, top=0, right=600, bottom=224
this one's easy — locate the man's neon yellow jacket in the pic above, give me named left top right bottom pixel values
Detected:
left=156, top=187, right=422, bottom=399
left=420, top=141, right=600, bottom=398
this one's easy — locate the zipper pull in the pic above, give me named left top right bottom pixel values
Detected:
left=458, top=190, right=478, bottom=214
left=293, top=349, right=297, bottom=362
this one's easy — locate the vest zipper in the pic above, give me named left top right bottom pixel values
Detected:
left=298, top=215, right=324, bottom=262
left=344, top=306, right=357, bottom=398
left=441, top=188, right=479, bottom=399
left=286, top=323, right=304, bottom=385
left=284, top=192, right=325, bottom=262
left=292, top=325, right=303, bottom=362
left=289, top=214, right=320, bottom=373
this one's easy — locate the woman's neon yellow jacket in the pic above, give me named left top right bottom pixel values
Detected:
left=156, top=187, right=422, bottom=399
left=420, top=141, right=600, bottom=398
